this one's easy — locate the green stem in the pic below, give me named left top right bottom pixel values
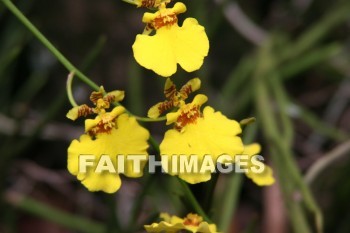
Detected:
left=80, top=35, right=107, bottom=72
left=305, top=140, right=350, bottom=184
left=281, top=1, right=350, bottom=60
left=0, top=0, right=175, bottom=124
left=255, top=79, right=313, bottom=233
left=127, top=174, right=154, bottom=231
left=280, top=43, right=342, bottom=80
left=66, top=72, right=78, bottom=107
left=105, top=195, right=121, bottom=233
left=267, top=68, right=294, bottom=146
left=134, top=116, right=167, bottom=122
left=149, top=136, right=211, bottom=223
left=253, top=40, right=323, bottom=233
left=294, top=103, right=349, bottom=142
left=1, top=0, right=100, bottom=91
left=177, top=178, right=212, bottom=223
left=5, top=191, right=105, bottom=233
left=149, top=135, right=160, bottom=153
left=127, top=58, right=144, bottom=115
left=216, top=174, right=243, bottom=232
left=203, top=173, right=219, bottom=213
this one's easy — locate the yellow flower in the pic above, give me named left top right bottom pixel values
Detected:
left=68, top=108, right=150, bottom=193
left=160, top=94, right=244, bottom=184
left=132, top=2, right=209, bottom=77
left=242, top=143, right=275, bottom=186
left=66, top=89, right=149, bottom=193
left=144, top=213, right=218, bottom=233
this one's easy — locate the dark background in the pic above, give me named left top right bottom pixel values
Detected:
left=0, top=0, right=350, bottom=232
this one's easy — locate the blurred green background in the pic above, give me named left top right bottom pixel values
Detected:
left=0, top=0, right=350, bottom=232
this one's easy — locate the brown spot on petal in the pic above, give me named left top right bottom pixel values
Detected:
left=78, top=105, right=95, bottom=117
left=157, top=101, right=174, bottom=115
left=175, top=106, right=201, bottom=131
left=141, top=0, right=160, bottom=8
left=153, top=13, right=177, bottom=29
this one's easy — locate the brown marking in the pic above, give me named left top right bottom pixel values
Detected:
left=179, top=84, right=193, bottom=99
left=141, top=0, right=157, bottom=7
left=164, top=83, right=177, bottom=99
left=90, top=91, right=104, bottom=104
left=174, top=106, right=201, bottom=131
left=103, top=94, right=116, bottom=104
left=78, top=105, right=94, bottom=118
left=152, top=14, right=177, bottom=29
left=157, top=101, right=174, bottom=115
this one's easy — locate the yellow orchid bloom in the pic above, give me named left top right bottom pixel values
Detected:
left=145, top=213, right=218, bottom=233
left=133, top=2, right=209, bottom=77
left=160, top=94, right=244, bottom=184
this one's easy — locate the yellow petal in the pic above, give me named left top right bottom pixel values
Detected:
left=246, top=165, right=275, bottom=186
left=179, top=77, right=201, bottom=96
left=175, top=18, right=209, bottom=73
left=148, top=102, right=162, bottom=118
left=192, top=94, right=208, bottom=106
left=172, top=2, right=187, bottom=15
left=144, top=221, right=184, bottom=233
left=166, top=111, right=181, bottom=125
left=81, top=168, right=122, bottom=194
left=133, top=28, right=177, bottom=77
left=243, top=144, right=275, bottom=186
left=164, top=78, right=176, bottom=99
left=107, top=90, right=125, bottom=102
left=116, top=114, right=150, bottom=177
left=179, top=172, right=212, bottom=184
left=243, top=143, right=261, bottom=155
left=195, top=222, right=217, bottom=233
left=66, top=106, right=80, bottom=120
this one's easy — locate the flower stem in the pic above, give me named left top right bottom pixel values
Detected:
left=177, top=178, right=212, bottom=223
left=5, top=190, right=105, bottom=233
left=148, top=136, right=212, bottom=223
left=1, top=0, right=100, bottom=91
left=254, top=39, right=323, bottom=233
left=66, top=72, right=78, bottom=107
left=134, top=115, right=167, bottom=122
left=1, top=0, right=170, bottom=123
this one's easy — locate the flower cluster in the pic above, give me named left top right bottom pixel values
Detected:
left=65, top=0, right=275, bottom=231
left=66, top=0, right=275, bottom=193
